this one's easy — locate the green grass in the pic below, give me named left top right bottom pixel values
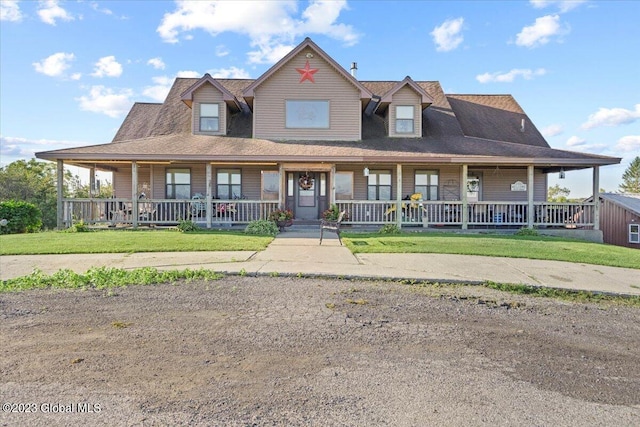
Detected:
left=0, top=229, right=273, bottom=255
left=342, top=232, right=640, bottom=270
left=0, top=266, right=224, bottom=293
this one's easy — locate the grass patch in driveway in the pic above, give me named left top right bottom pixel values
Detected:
left=342, top=232, right=640, bottom=269
left=0, top=229, right=273, bottom=255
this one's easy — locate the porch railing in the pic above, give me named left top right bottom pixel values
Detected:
left=62, top=198, right=596, bottom=229
left=62, top=198, right=278, bottom=227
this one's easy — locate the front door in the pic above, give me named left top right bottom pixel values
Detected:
left=294, top=172, right=319, bottom=220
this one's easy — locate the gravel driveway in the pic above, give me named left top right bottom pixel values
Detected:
left=1, top=276, right=639, bottom=426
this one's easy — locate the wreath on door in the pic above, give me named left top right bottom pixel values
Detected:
left=298, top=173, right=313, bottom=190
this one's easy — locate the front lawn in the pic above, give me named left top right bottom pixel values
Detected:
left=0, top=229, right=273, bottom=255
left=342, top=232, right=640, bottom=270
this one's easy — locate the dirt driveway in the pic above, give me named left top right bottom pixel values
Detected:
left=1, top=276, right=639, bottom=426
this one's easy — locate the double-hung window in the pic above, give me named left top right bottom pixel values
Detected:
left=166, top=168, right=191, bottom=199
left=200, top=103, right=219, bottom=132
left=630, top=224, right=640, bottom=244
left=395, top=106, right=414, bottom=134
left=415, top=170, right=439, bottom=200
left=335, top=172, right=354, bottom=200
left=217, top=169, right=241, bottom=199
left=368, top=170, right=392, bottom=200
left=261, top=171, right=279, bottom=201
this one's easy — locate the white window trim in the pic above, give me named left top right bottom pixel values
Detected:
left=395, top=105, right=415, bottom=134
left=199, top=103, right=220, bottom=132
left=630, top=223, right=640, bottom=244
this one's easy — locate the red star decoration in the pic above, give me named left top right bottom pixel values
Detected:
left=296, top=60, right=318, bottom=83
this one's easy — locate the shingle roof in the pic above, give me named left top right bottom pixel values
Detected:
left=600, top=193, right=640, bottom=215
left=38, top=74, right=621, bottom=168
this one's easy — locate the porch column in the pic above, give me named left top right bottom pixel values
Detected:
left=593, top=166, right=600, bottom=230
left=206, top=163, right=212, bottom=229
left=132, top=161, right=138, bottom=228
left=527, top=165, right=534, bottom=229
left=461, top=164, right=468, bottom=229
left=396, top=164, right=403, bottom=229
left=278, top=163, right=285, bottom=209
left=330, top=164, right=336, bottom=206
left=89, top=167, right=96, bottom=196
left=57, top=160, right=64, bottom=229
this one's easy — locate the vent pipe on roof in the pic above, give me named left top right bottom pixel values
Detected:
left=350, top=62, right=357, bottom=78
left=520, top=118, right=525, bottom=133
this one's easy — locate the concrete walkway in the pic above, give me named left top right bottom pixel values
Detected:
left=1, top=230, right=639, bottom=296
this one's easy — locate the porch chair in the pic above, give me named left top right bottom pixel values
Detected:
left=319, top=210, right=346, bottom=246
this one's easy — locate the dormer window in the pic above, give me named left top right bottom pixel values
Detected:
left=200, top=103, right=220, bottom=132
left=286, top=100, right=330, bottom=129
left=395, top=105, right=414, bottom=134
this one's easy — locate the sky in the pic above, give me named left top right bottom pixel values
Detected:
left=1, top=0, right=639, bottom=197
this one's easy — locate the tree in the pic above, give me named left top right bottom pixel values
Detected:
left=0, top=159, right=72, bottom=229
left=619, top=156, right=640, bottom=193
left=547, top=184, right=571, bottom=202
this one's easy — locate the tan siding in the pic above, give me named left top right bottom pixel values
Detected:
left=192, top=84, right=226, bottom=136
left=114, top=167, right=132, bottom=198
left=389, top=87, right=421, bottom=138
left=253, top=47, right=361, bottom=140
left=479, top=168, right=546, bottom=202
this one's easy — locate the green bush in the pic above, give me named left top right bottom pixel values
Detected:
left=245, top=219, right=279, bottom=236
left=0, top=200, right=42, bottom=234
left=378, top=224, right=401, bottom=234
left=515, top=227, right=539, bottom=236
left=176, top=220, right=200, bottom=232
left=65, top=220, right=91, bottom=233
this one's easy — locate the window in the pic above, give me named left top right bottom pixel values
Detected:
left=368, top=170, right=392, bottom=200
left=415, top=170, right=439, bottom=200
left=217, top=169, right=241, bottom=199
left=261, top=171, right=279, bottom=201
left=335, top=172, right=354, bottom=200
left=286, top=100, right=329, bottom=128
left=166, top=168, right=191, bottom=199
left=395, top=105, right=414, bottom=134
left=630, top=224, right=640, bottom=244
left=200, top=103, right=219, bottom=132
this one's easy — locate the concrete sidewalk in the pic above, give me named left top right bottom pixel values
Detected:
left=1, top=230, right=639, bottom=296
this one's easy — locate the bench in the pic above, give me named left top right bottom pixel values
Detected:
left=319, top=211, right=346, bottom=245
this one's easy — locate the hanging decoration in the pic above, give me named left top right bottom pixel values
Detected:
left=298, top=173, right=313, bottom=190
left=296, top=60, right=318, bottom=83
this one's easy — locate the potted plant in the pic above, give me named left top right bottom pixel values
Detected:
left=322, top=204, right=348, bottom=221
left=268, top=208, right=294, bottom=231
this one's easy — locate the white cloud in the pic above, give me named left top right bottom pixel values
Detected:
left=76, top=85, right=133, bottom=118
left=215, top=45, right=229, bottom=57
left=33, top=52, right=75, bottom=77
left=147, top=57, right=166, bottom=70
left=430, top=17, right=464, bottom=52
left=208, top=67, right=251, bottom=79
left=515, top=14, right=568, bottom=48
left=530, top=0, right=586, bottom=13
left=142, top=76, right=174, bottom=102
left=1, top=0, right=22, bottom=22
left=566, top=135, right=586, bottom=147
left=0, top=135, right=84, bottom=166
left=541, top=124, right=564, bottom=137
left=476, top=68, right=546, bottom=83
left=156, top=0, right=359, bottom=64
left=90, top=1, right=113, bottom=16
left=70, top=72, right=82, bottom=80
left=615, top=135, right=640, bottom=153
left=581, top=104, right=640, bottom=130
left=91, top=56, right=123, bottom=78
left=38, top=0, right=74, bottom=25
left=176, top=70, right=201, bottom=78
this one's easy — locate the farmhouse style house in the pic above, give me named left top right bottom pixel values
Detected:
left=37, top=38, right=620, bottom=235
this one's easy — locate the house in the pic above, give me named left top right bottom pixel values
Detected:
left=597, top=193, right=640, bottom=248
left=36, top=38, right=620, bottom=238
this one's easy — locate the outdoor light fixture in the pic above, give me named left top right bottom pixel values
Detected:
left=559, top=168, right=566, bottom=179
left=364, top=167, right=370, bottom=177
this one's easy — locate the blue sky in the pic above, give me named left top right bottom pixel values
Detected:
left=1, top=0, right=638, bottom=197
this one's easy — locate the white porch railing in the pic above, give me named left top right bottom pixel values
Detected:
left=62, top=198, right=279, bottom=227
left=62, top=198, right=596, bottom=229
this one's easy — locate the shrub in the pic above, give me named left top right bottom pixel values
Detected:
left=0, top=200, right=42, bottom=234
left=245, top=219, right=279, bottom=236
left=176, top=220, right=200, bottom=232
left=65, top=219, right=92, bottom=233
left=268, top=208, right=294, bottom=221
left=322, top=204, right=348, bottom=221
left=378, top=224, right=401, bottom=234
left=515, top=227, right=539, bottom=236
